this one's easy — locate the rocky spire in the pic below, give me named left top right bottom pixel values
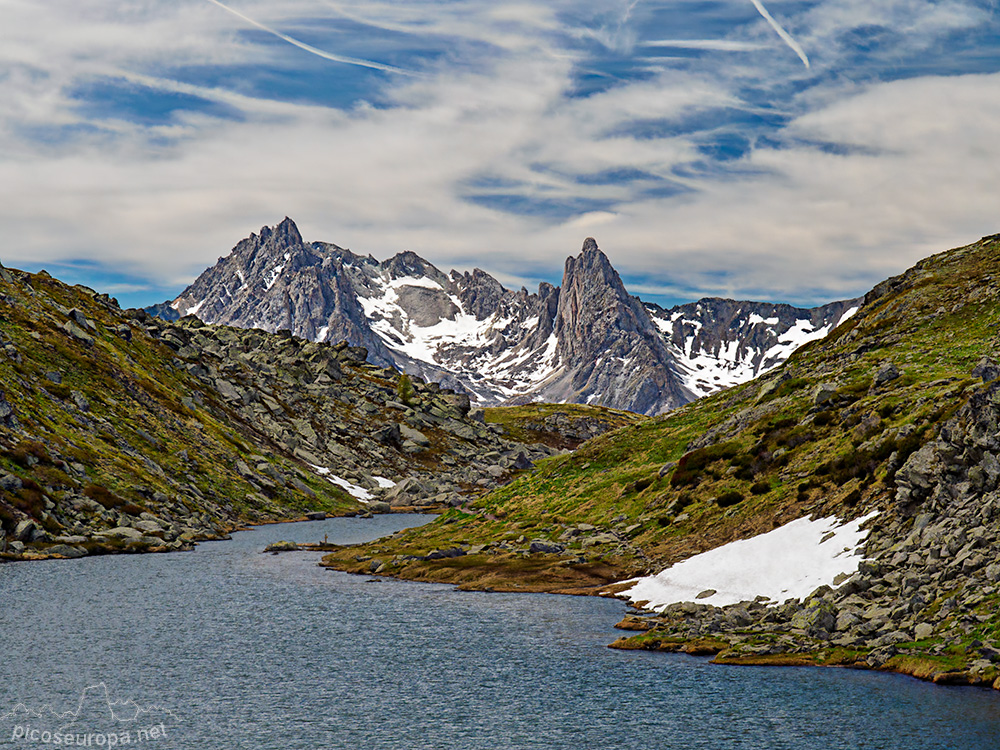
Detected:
left=555, top=237, right=644, bottom=360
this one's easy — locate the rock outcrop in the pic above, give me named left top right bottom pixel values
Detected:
left=615, top=376, right=1000, bottom=687
left=513, top=238, right=691, bottom=414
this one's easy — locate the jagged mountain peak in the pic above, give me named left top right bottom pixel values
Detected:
left=562, top=237, right=634, bottom=311
left=239, top=216, right=304, bottom=262
left=149, top=219, right=859, bottom=415
left=261, top=216, right=302, bottom=245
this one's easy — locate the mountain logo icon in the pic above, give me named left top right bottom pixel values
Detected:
left=3, top=683, right=180, bottom=746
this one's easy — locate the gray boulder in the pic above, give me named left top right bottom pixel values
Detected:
left=46, top=544, right=87, bottom=559
left=873, top=362, right=901, bottom=386
left=813, top=383, right=838, bottom=406
left=0, top=390, right=18, bottom=429
left=529, top=541, right=564, bottom=554
left=14, top=519, right=36, bottom=543
left=384, top=477, right=433, bottom=506
left=972, top=356, right=999, bottom=383
left=399, top=424, right=430, bottom=447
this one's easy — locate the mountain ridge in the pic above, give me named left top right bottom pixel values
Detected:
left=151, top=218, right=860, bottom=415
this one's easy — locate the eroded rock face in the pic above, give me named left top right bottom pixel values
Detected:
left=168, top=218, right=398, bottom=368
left=152, top=219, right=859, bottom=416
left=0, top=390, right=17, bottom=430
left=521, top=238, right=691, bottom=415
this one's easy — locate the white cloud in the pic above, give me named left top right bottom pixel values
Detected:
left=0, top=0, right=996, bottom=309
left=642, top=39, right=769, bottom=52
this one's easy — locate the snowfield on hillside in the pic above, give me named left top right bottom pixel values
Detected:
left=621, top=512, right=878, bottom=609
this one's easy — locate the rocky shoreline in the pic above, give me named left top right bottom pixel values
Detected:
left=608, top=376, right=1000, bottom=690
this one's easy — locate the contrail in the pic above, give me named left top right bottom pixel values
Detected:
left=205, top=0, right=415, bottom=76
left=749, top=0, right=810, bottom=68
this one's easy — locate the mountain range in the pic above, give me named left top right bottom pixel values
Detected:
left=150, top=218, right=860, bottom=415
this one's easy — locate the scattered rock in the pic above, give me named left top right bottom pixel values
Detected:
left=873, top=362, right=901, bottom=386
left=529, top=541, right=564, bottom=554
left=813, top=383, right=838, bottom=406
left=264, top=541, right=300, bottom=553
left=46, top=544, right=87, bottom=559
left=0, top=390, right=18, bottom=429
left=972, top=356, right=999, bottom=383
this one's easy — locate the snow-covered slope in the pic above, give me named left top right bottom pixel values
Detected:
left=622, top=512, right=878, bottom=609
left=649, top=299, right=860, bottom=399
left=152, top=218, right=862, bottom=415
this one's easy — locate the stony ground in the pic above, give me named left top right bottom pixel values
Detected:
left=0, top=263, right=627, bottom=562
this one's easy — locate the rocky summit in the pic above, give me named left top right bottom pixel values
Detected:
left=322, top=232, right=1000, bottom=688
left=151, top=218, right=858, bottom=415
left=0, top=260, right=636, bottom=562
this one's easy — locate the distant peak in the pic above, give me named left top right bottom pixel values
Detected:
left=241, top=218, right=304, bottom=262
left=567, top=237, right=614, bottom=278
left=274, top=216, right=303, bottom=245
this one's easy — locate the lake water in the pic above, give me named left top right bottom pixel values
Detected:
left=2, top=515, right=999, bottom=749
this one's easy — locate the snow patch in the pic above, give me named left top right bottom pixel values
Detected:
left=386, top=275, right=443, bottom=291
left=308, top=464, right=372, bottom=502
left=620, top=512, right=878, bottom=609
left=264, top=264, right=285, bottom=290
left=359, top=272, right=562, bottom=400
left=183, top=299, right=206, bottom=317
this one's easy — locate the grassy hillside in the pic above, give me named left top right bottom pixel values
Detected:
left=0, top=264, right=614, bottom=561
left=323, top=233, right=1000, bottom=685
left=483, top=403, right=644, bottom=449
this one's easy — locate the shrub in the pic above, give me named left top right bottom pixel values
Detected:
left=9, top=481, right=45, bottom=517
left=84, top=484, right=125, bottom=510
left=716, top=490, right=745, bottom=508
left=6, top=441, right=51, bottom=469
left=397, top=373, right=416, bottom=406
left=624, top=477, right=655, bottom=495
left=813, top=411, right=836, bottom=427
left=670, top=442, right=741, bottom=487
left=750, top=481, right=770, bottom=495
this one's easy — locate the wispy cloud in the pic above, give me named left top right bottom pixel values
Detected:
left=0, top=0, right=997, bottom=309
left=642, top=39, right=768, bottom=52
left=749, top=0, right=810, bottom=68
left=204, top=0, right=417, bottom=75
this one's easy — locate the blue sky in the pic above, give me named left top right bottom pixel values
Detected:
left=1, top=0, right=999, bottom=310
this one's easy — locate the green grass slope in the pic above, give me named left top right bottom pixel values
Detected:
left=0, top=266, right=360, bottom=559
left=323, top=234, right=1000, bottom=685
